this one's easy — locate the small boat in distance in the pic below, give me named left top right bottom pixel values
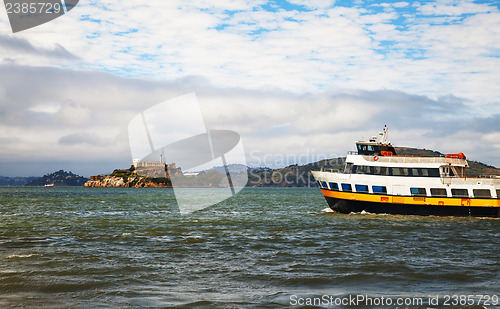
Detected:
left=312, top=126, right=500, bottom=217
left=44, top=184, right=55, bottom=187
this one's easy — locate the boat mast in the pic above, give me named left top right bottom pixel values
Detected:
left=380, top=125, right=388, bottom=144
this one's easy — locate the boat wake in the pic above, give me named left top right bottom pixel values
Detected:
left=350, top=210, right=389, bottom=216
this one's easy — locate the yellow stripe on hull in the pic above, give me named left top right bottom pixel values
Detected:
left=321, top=189, right=500, bottom=208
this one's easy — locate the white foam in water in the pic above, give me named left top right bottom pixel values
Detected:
left=322, top=207, right=334, bottom=213
left=350, top=210, right=390, bottom=216
left=6, top=254, right=38, bottom=259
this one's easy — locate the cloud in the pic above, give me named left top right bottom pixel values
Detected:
left=287, top=0, right=336, bottom=10
left=4, top=63, right=499, bottom=176
left=1, top=1, right=500, bottom=176
left=54, top=101, right=91, bottom=125
left=0, top=34, right=79, bottom=65
left=416, top=1, right=495, bottom=16
left=58, top=132, right=110, bottom=146
left=1, top=0, right=498, bottom=104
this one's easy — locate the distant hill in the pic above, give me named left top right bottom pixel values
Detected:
left=395, top=147, right=443, bottom=157
left=208, top=164, right=249, bottom=174
left=247, top=158, right=346, bottom=187
left=26, top=170, right=89, bottom=187
left=0, top=176, right=38, bottom=186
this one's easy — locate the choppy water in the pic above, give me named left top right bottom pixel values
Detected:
left=0, top=187, right=499, bottom=308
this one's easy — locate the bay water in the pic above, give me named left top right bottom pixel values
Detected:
left=0, top=187, right=498, bottom=308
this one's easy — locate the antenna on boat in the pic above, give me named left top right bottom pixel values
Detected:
left=380, top=125, right=388, bottom=144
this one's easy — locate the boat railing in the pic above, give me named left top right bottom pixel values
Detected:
left=479, top=174, right=500, bottom=179
left=347, top=151, right=358, bottom=155
left=363, top=155, right=467, bottom=165
left=441, top=176, right=500, bottom=185
left=321, top=167, right=341, bottom=173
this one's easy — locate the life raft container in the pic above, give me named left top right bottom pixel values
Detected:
left=445, top=152, right=466, bottom=160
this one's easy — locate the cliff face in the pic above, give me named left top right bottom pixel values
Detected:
left=84, top=176, right=171, bottom=188
left=84, top=176, right=126, bottom=187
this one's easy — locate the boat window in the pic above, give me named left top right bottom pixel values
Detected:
left=355, top=184, right=368, bottom=192
left=451, top=189, right=469, bottom=197
left=430, top=188, right=447, bottom=197
left=329, top=182, right=339, bottom=191
left=428, top=168, right=440, bottom=177
left=356, top=165, right=371, bottom=174
left=367, top=145, right=373, bottom=151
left=352, top=167, right=440, bottom=177
left=344, top=163, right=354, bottom=173
left=321, top=181, right=328, bottom=189
left=473, top=189, right=491, bottom=198
left=410, top=168, right=439, bottom=177
left=440, top=167, right=448, bottom=177
left=372, top=185, right=387, bottom=194
left=440, top=166, right=456, bottom=177
left=341, top=183, right=352, bottom=192
left=497, top=189, right=500, bottom=198
left=392, top=168, right=410, bottom=176
left=410, top=187, right=427, bottom=196
left=372, top=166, right=385, bottom=175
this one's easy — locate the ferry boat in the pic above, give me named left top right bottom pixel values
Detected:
left=312, top=126, right=500, bottom=217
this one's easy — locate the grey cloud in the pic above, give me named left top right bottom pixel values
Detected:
left=0, top=137, right=19, bottom=144
left=58, top=132, right=109, bottom=146
left=0, top=64, right=200, bottom=127
left=0, top=34, right=79, bottom=60
left=1, top=63, right=499, bottom=176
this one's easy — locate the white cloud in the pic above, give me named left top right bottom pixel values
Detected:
left=287, top=0, right=336, bottom=10
left=54, top=101, right=91, bottom=125
left=28, top=102, right=61, bottom=114
left=416, top=0, right=495, bottom=16
left=1, top=0, right=498, bottom=105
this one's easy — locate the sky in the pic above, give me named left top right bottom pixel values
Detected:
left=0, top=0, right=500, bottom=177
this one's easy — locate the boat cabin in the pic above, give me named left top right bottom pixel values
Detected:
left=355, top=125, right=397, bottom=156
left=356, top=141, right=397, bottom=156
